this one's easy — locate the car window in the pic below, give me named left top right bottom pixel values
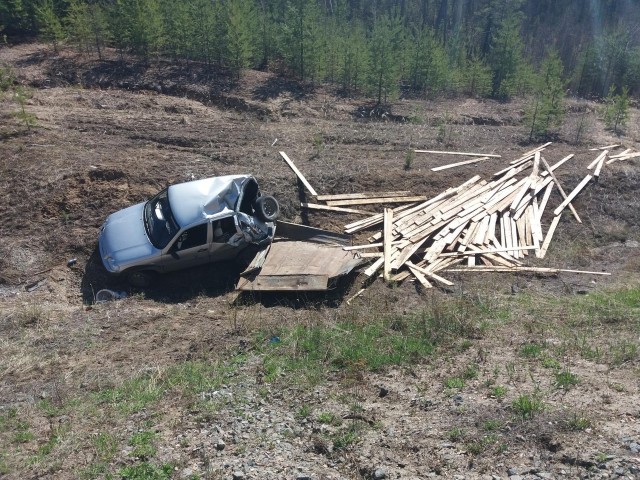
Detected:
left=174, top=223, right=208, bottom=251
left=143, top=188, right=180, bottom=249
left=212, top=216, right=236, bottom=243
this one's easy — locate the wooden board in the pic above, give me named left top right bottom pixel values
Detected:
left=383, top=208, right=393, bottom=281
left=317, top=191, right=411, bottom=201
left=301, top=203, right=375, bottom=215
left=326, top=196, right=427, bottom=206
left=280, top=151, right=318, bottom=196
left=414, top=150, right=501, bottom=158
left=431, top=156, right=490, bottom=171
left=237, top=241, right=364, bottom=291
left=553, top=174, right=593, bottom=216
left=540, top=157, right=582, bottom=223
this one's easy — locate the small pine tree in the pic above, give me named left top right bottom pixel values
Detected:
left=367, top=15, right=403, bottom=105
left=526, top=50, right=566, bottom=141
left=36, top=0, right=64, bottom=53
left=602, top=86, right=630, bottom=135
left=225, top=0, right=257, bottom=79
left=13, top=85, right=37, bottom=129
left=461, top=56, right=492, bottom=97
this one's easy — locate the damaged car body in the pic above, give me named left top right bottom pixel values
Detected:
left=98, top=175, right=280, bottom=287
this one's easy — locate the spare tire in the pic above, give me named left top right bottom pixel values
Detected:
left=254, top=195, right=280, bottom=222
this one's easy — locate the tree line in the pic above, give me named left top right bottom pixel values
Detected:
left=2, top=0, right=639, bottom=108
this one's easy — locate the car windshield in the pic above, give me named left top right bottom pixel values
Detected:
left=143, top=189, right=180, bottom=249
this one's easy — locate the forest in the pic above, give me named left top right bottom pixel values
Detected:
left=1, top=0, right=640, bottom=108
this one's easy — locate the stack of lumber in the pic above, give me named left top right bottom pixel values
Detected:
left=342, top=144, right=614, bottom=290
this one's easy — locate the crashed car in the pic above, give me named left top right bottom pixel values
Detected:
left=98, top=175, right=280, bottom=287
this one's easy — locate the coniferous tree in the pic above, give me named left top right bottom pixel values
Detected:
left=526, top=50, right=565, bottom=141
left=602, top=85, right=630, bottom=135
left=226, top=0, right=258, bottom=78
left=367, top=14, right=403, bottom=104
left=338, top=21, right=368, bottom=95
left=36, top=0, right=64, bottom=53
left=65, top=0, right=91, bottom=54
left=460, top=55, right=493, bottom=97
left=408, top=25, right=449, bottom=98
left=488, top=13, right=525, bottom=98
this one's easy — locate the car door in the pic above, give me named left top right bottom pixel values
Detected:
left=160, top=222, right=210, bottom=272
left=209, top=215, right=243, bottom=262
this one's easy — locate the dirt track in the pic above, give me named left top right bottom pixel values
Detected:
left=1, top=43, right=640, bottom=480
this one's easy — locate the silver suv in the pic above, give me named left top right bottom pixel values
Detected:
left=98, top=175, right=279, bottom=287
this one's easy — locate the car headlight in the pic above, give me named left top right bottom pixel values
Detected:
left=104, top=255, right=120, bottom=273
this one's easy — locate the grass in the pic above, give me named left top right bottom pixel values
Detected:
left=554, top=369, right=580, bottom=389
left=491, top=385, right=507, bottom=399
left=519, top=343, right=544, bottom=358
left=512, top=394, right=544, bottom=420
left=129, top=430, right=157, bottom=460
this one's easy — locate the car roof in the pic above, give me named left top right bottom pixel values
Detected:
left=167, top=175, right=253, bottom=228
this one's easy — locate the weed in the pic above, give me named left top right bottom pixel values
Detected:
left=482, top=419, right=502, bottom=432
left=332, top=426, right=360, bottom=450
left=466, top=434, right=498, bottom=455
left=444, top=377, right=465, bottom=389
left=14, top=429, right=35, bottom=444
left=448, top=427, right=465, bottom=442
left=0, top=450, right=8, bottom=475
left=17, top=303, right=47, bottom=327
left=512, top=394, right=544, bottom=420
left=541, top=355, right=560, bottom=369
left=566, top=413, right=591, bottom=431
left=119, top=462, right=172, bottom=480
left=463, top=364, right=478, bottom=380
left=95, top=432, right=118, bottom=461
left=519, top=343, right=544, bottom=358
left=296, top=404, right=311, bottom=419
left=404, top=150, right=414, bottom=170
left=610, top=340, right=638, bottom=366
left=554, top=369, right=579, bottom=389
left=129, top=431, right=157, bottom=460
left=317, top=412, right=341, bottom=426
left=595, top=452, right=608, bottom=463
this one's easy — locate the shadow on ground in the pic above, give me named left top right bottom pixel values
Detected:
left=81, top=248, right=237, bottom=304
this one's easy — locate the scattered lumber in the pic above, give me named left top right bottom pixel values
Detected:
left=589, top=144, right=619, bottom=151
left=332, top=144, right=609, bottom=294
left=414, top=150, right=501, bottom=158
left=280, top=151, right=318, bottom=196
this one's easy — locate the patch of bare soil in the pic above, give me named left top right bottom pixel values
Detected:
left=1, top=43, right=639, bottom=480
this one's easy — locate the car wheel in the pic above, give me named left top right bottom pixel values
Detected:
left=254, top=195, right=280, bottom=222
left=126, top=270, right=156, bottom=288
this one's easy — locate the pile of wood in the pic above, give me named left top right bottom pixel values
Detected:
left=341, top=143, right=616, bottom=291
left=278, top=145, right=624, bottom=297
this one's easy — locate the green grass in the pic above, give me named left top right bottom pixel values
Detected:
left=491, top=385, right=507, bottom=399
left=554, top=369, right=579, bottom=389
left=96, top=361, right=234, bottom=413
left=444, top=377, right=465, bottom=389
left=448, top=427, right=465, bottom=442
left=317, top=412, right=341, bottom=426
left=119, top=462, right=172, bottom=480
left=566, top=413, right=591, bottom=431
left=519, top=343, right=544, bottom=358
left=482, top=419, right=503, bottom=432
left=512, top=394, right=544, bottom=420
left=129, top=431, right=157, bottom=460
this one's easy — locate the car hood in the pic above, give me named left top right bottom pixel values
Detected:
left=99, top=202, right=159, bottom=272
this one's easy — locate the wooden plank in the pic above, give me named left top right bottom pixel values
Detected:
left=239, top=274, right=329, bottom=291
left=532, top=151, right=541, bottom=177
left=346, top=288, right=366, bottom=305
left=510, top=142, right=552, bottom=164
left=538, top=214, right=561, bottom=259
left=279, top=151, right=318, bottom=196
left=364, top=257, right=384, bottom=277
left=540, top=154, right=574, bottom=177
left=301, top=203, right=375, bottom=215
left=540, top=157, right=582, bottom=223
left=553, top=174, right=593, bottom=217
left=537, top=183, right=554, bottom=221
left=326, top=196, right=427, bottom=206
left=431, top=156, right=491, bottom=171
left=358, top=252, right=383, bottom=258
left=317, top=191, right=411, bottom=201
left=587, top=151, right=607, bottom=169
left=446, top=266, right=610, bottom=275
left=608, top=148, right=632, bottom=159
left=606, top=152, right=640, bottom=164
left=383, top=208, right=393, bottom=281
left=405, top=261, right=455, bottom=286
left=593, top=154, right=606, bottom=178
left=414, top=149, right=501, bottom=158
left=440, top=246, right=536, bottom=257
left=406, top=263, right=433, bottom=289
left=342, top=242, right=400, bottom=251
left=589, top=144, right=619, bottom=151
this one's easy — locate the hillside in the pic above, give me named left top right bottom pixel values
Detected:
left=1, top=43, right=640, bottom=480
